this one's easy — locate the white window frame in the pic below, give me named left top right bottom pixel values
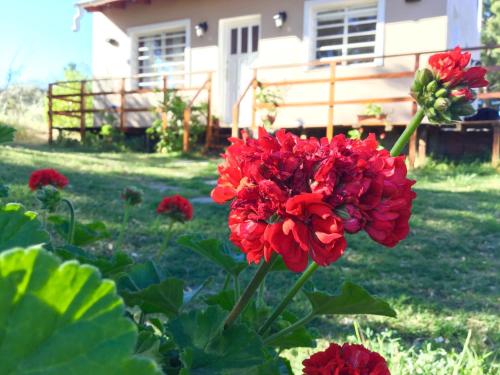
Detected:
left=128, top=19, right=191, bottom=88
left=303, top=0, right=385, bottom=67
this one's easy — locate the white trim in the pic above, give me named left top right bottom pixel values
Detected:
left=218, top=14, right=261, bottom=123
left=128, top=19, right=191, bottom=88
left=303, top=0, right=385, bottom=68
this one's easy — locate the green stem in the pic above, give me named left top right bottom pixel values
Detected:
left=161, top=221, right=175, bottom=253
left=62, top=199, right=75, bottom=246
left=233, top=276, right=240, bottom=300
left=389, top=107, right=425, bottom=157
left=116, top=204, right=131, bottom=251
left=258, top=262, right=319, bottom=335
left=263, top=313, right=315, bottom=345
left=224, top=254, right=278, bottom=329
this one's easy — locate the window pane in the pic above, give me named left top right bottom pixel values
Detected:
left=348, top=34, right=376, bottom=44
left=347, top=46, right=375, bottom=55
left=317, top=26, right=343, bottom=37
left=252, top=25, right=259, bottom=52
left=316, top=49, right=342, bottom=60
left=348, top=22, right=376, bottom=33
left=231, top=28, right=238, bottom=54
left=241, top=27, right=248, bottom=53
left=317, top=37, right=343, bottom=49
left=137, top=28, right=187, bottom=88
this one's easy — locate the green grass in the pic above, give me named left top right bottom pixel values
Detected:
left=1, top=144, right=499, bottom=374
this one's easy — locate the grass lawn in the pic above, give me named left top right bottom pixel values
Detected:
left=1, top=143, right=499, bottom=374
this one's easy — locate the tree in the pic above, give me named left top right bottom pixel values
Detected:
left=481, top=0, right=500, bottom=92
left=47, top=63, right=93, bottom=129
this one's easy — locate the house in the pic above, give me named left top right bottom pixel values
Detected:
left=74, top=0, right=483, bottom=131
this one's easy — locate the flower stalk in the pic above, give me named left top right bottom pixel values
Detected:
left=62, top=198, right=75, bottom=245
left=263, top=312, right=315, bottom=345
left=389, top=107, right=425, bottom=157
left=223, top=254, right=278, bottom=329
left=259, top=262, right=318, bottom=335
left=116, top=204, right=131, bottom=251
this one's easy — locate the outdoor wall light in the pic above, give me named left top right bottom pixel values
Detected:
left=273, top=12, right=287, bottom=28
left=106, top=38, right=119, bottom=47
left=195, top=22, right=208, bottom=37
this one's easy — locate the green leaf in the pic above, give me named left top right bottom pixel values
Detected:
left=55, top=245, right=133, bottom=278
left=0, top=203, right=50, bottom=253
left=178, top=236, right=247, bottom=277
left=0, top=124, right=15, bottom=144
left=121, top=277, right=185, bottom=318
left=0, top=247, right=162, bottom=374
left=116, top=260, right=162, bottom=291
left=48, top=215, right=110, bottom=246
left=183, top=277, right=213, bottom=306
left=167, top=306, right=268, bottom=374
left=205, top=289, right=236, bottom=311
left=305, top=281, right=397, bottom=318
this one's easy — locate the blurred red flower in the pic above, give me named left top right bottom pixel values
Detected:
left=157, top=195, right=193, bottom=222
left=28, top=169, right=68, bottom=191
left=302, top=343, right=390, bottom=375
left=212, top=129, right=415, bottom=272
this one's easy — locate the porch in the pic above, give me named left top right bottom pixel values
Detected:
left=46, top=45, right=500, bottom=167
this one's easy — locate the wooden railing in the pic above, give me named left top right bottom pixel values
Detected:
left=231, top=45, right=500, bottom=167
left=47, top=70, right=214, bottom=152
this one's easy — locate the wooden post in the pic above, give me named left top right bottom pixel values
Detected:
left=232, top=104, right=240, bottom=138
left=48, top=84, right=53, bottom=144
left=183, top=107, right=191, bottom=153
left=327, top=62, right=337, bottom=140
left=204, top=73, right=213, bottom=150
left=409, top=53, right=421, bottom=168
left=418, top=125, right=428, bottom=166
left=492, top=123, right=499, bottom=167
left=162, top=75, right=168, bottom=129
left=119, top=78, right=126, bottom=132
left=251, top=69, right=258, bottom=136
left=80, top=80, right=86, bottom=141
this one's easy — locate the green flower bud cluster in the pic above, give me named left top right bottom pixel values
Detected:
left=121, top=186, right=144, bottom=206
left=35, top=185, right=62, bottom=212
left=411, top=68, right=476, bottom=124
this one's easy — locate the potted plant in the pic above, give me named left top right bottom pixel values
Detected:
left=357, top=103, right=387, bottom=122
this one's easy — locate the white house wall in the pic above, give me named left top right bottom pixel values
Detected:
left=87, top=0, right=478, bottom=128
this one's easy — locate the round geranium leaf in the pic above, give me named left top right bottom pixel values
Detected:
left=0, top=203, right=50, bottom=253
left=0, top=247, right=163, bottom=375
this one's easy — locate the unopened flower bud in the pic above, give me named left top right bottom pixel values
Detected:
left=435, top=88, right=448, bottom=98
left=412, top=69, right=433, bottom=93
left=121, top=186, right=143, bottom=206
left=426, top=80, right=439, bottom=94
left=35, top=185, right=62, bottom=212
left=434, top=98, right=450, bottom=112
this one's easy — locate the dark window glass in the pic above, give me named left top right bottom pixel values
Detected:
left=231, top=28, right=238, bottom=54
left=241, top=27, right=248, bottom=53
left=252, top=25, right=259, bottom=52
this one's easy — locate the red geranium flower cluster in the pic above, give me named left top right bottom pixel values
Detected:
left=157, top=195, right=193, bottom=222
left=429, top=46, right=488, bottom=94
left=302, top=343, right=390, bottom=375
left=28, top=169, right=69, bottom=191
left=212, top=128, right=415, bottom=272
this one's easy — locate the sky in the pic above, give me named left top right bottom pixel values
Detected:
left=0, top=0, right=92, bottom=88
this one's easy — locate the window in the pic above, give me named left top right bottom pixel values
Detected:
left=135, top=26, right=187, bottom=88
left=309, top=1, right=381, bottom=65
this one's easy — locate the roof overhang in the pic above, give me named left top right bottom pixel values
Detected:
left=78, top=0, right=151, bottom=12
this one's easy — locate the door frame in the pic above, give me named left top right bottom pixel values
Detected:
left=218, top=14, right=261, bottom=124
